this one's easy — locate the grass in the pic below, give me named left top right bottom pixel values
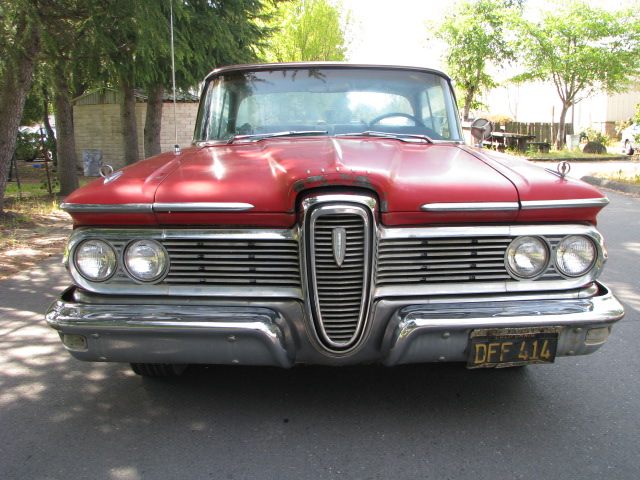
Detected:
left=499, top=140, right=627, bottom=160
left=1, top=162, right=77, bottom=251
left=2, top=163, right=64, bottom=221
left=594, top=169, right=640, bottom=186
left=523, top=149, right=624, bottom=160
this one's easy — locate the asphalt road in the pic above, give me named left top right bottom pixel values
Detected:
left=1, top=191, right=639, bottom=480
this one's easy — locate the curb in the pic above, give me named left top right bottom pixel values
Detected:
left=529, top=156, right=635, bottom=162
left=581, top=175, right=640, bottom=198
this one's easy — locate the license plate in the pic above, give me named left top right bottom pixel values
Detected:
left=467, top=327, right=561, bottom=369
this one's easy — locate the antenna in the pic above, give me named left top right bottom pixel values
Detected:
left=170, top=0, right=180, bottom=155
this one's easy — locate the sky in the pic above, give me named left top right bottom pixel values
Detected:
left=341, top=0, right=448, bottom=69
left=340, top=0, right=633, bottom=70
left=338, top=0, right=638, bottom=123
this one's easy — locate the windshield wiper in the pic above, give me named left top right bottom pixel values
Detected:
left=335, top=130, right=433, bottom=143
left=226, top=130, right=328, bottom=144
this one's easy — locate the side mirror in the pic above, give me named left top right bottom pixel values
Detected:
left=470, top=118, right=493, bottom=147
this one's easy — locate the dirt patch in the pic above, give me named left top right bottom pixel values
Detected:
left=0, top=208, right=72, bottom=280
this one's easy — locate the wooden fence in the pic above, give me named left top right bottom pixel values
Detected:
left=492, top=122, right=574, bottom=143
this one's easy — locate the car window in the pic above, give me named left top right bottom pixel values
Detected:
left=195, top=67, right=463, bottom=142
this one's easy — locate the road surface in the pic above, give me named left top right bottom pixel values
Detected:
left=1, top=191, right=638, bottom=480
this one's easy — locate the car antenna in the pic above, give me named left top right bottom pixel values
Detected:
left=170, top=0, right=180, bottom=156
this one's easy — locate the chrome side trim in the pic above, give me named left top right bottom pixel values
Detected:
left=520, top=198, right=609, bottom=210
left=421, top=202, right=519, bottom=212
left=380, top=223, right=604, bottom=240
left=61, top=202, right=255, bottom=213
left=60, top=203, right=153, bottom=213
left=153, top=202, right=254, bottom=212
left=420, top=198, right=608, bottom=212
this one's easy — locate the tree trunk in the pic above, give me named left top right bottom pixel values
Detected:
left=53, top=64, right=80, bottom=197
left=462, top=87, right=476, bottom=122
left=0, top=17, right=40, bottom=215
left=43, top=87, right=57, bottom=166
left=555, top=103, right=571, bottom=150
left=120, top=76, right=139, bottom=165
left=144, top=82, right=164, bottom=158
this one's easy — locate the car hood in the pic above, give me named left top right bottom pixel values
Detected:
left=64, top=137, right=608, bottom=226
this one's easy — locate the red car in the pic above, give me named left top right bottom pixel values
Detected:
left=47, top=63, right=624, bottom=376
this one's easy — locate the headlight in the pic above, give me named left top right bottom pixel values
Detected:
left=555, top=235, right=596, bottom=277
left=124, top=240, right=168, bottom=282
left=505, top=236, right=549, bottom=279
left=75, top=239, right=117, bottom=281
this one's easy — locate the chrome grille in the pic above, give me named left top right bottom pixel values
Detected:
left=162, top=239, right=300, bottom=286
left=307, top=205, right=371, bottom=350
left=377, top=236, right=563, bottom=285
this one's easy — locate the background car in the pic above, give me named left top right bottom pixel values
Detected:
left=621, top=123, right=640, bottom=155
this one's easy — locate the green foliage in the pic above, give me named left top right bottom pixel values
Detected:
left=263, top=0, right=351, bottom=62
left=512, top=1, right=640, bottom=95
left=14, top=131, right=40, bottom=161
left=430, top=0, right=520, bottom=120
left=511, top=0, right=640, bottom=147
left=579, top=127, right=611, bottom=146
left=95, top=0, right=272, bottom=91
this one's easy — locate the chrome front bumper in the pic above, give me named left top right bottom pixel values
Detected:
left=46, top=283, right=625, bottom=368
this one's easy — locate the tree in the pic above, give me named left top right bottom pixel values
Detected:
left=1, top=0, right=114, bottom=206
left=102, top=0, right=272, bottom=162
left=431, top=0, right=520, bottom=121
left=512, top=1, right=640, bottom=149
left=0, top=1, right=41, bottom=216
left=42, top=1, right=104, bottom=196
left=141, top=0, right=272, bottom=158
left=264, top=0, right=351, bottom=62
left=0, top=0, right=274, bottom=212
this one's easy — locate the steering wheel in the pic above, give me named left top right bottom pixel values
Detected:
left=368, top=112, right=426, bottom=128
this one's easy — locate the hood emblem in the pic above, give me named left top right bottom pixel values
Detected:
left=332, top=228, right=347, bottom=268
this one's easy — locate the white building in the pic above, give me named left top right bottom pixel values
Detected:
left=484, top=82, right=639, bottom=137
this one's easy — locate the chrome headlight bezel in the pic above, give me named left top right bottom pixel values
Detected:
left=74, top=239, right=117, bottom=282
left=505, top=236, right=550, bottom=280
left=555, top=235, right=597, bottom=278
left=123, top=239, right=169, bottom=283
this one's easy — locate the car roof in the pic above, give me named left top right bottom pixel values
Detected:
left=204, top=62, right=451, bottom=83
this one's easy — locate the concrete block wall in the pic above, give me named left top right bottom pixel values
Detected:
left=73, top=102, right=199, bottom=171
left=159, top=102, right=198, bottom=153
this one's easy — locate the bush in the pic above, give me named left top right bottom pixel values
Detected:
left=15, top=131, right=41, bottom=161
left=615, top=119, right=632, bottom=137
left=579, top=127, right=612, bottom=146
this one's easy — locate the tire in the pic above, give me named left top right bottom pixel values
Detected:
left=130, top=363, right=188, bottom=377
left=624, top=140, right=634, bottom=156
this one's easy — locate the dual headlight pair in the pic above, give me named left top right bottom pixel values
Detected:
left=73, top=234, right=598, bottom=284
left=74, top=239, right=167, bottom=282
left=506, top=235, right=597, bottom=279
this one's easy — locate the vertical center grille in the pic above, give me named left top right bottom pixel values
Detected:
left=307, top=203, right=372, bottom=351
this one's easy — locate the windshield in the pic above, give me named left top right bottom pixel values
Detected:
left=194, top=66, right=463, bottom=143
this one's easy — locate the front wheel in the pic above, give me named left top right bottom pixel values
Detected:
left=130, top=363, right=188, bottom=377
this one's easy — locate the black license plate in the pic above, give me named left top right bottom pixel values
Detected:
left=467, top=327, right=560, bottom=369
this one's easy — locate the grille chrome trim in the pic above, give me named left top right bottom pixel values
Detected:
left=303, top=197, right=375, bottom=352
left=65, top=228, right=302, bottom=298
left=65, top=223, right=605, bottom=313
left=376, top=224, right=606, bottom=297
